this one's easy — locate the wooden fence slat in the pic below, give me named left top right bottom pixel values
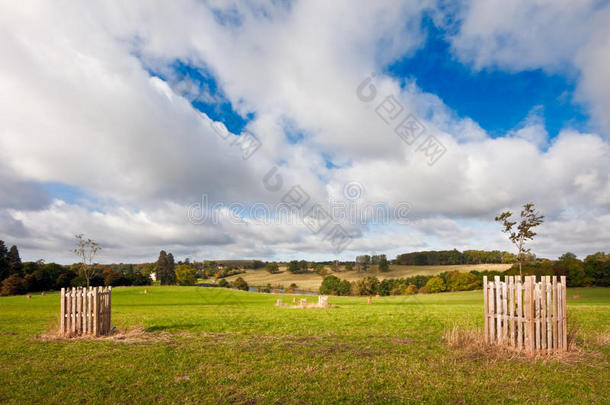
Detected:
left=508, top=277, right=514, bottom=346
left=540, top=277, right=545, bottom=350
left=67, top=288, right=72, bottom=335
left=552, top=276, right=558, bottom=351
left=517, top=276, right=523, bottom=350
left=561, top=276, right=567, bottom=350
left=60, top=288, right=65, bottom=334
left=93, top=288, right=98, bottom=336
left=557, top=280, right=563, bottom=350
left=526, top=276, right=536, bottom=354
left=544, top=276, right=553, bottom=352
left=483, top=276, right=488, bottom=343
left=108, top=286, right=112, bottom=333
left=536, top=281, right=541, bottom=350
left=86, top=287, right=90, bottom=333
left=502, top=279, right=508, bottom=341
left=81, top=288, right=86, bottom=333
left=494, top=276, right=502, bottom=343
left=524, top=277, right=530, bottom=352
left=557, top=281, right=565, bottom=350
left=71, top=288, right=76, bottom=335
left=489, top=281, right=495, bottom=343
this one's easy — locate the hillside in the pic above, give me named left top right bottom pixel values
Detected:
left=225, top=263, right=512, bottom=291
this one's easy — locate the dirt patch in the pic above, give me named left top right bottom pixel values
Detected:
left=391, top=338, right=413, bottom=345
left=36, top=328, right=175, bottom=343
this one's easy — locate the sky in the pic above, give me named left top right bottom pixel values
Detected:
left=0, top=0, right=609, bottom=264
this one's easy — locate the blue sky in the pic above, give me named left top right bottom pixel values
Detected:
left=385, top=20, right=590, bottom=139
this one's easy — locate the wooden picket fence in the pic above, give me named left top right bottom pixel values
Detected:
left=60, top=286, right=112, bottom=336
left=484, top=275, right=567, bottom=354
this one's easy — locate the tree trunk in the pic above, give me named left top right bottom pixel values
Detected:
left=519, top=261, right=522, bottom=278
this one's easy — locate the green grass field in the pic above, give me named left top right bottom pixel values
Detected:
left=226, top=263, right=512, bottom=291
left=1, top=286, right=608, bottom=404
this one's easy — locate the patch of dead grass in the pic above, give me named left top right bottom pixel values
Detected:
left=442, top=325, right=607, bottom=366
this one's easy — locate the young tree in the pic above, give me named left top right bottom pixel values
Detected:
left=175, top=264, right=197, bottom=286
left=495, top=203, right=544, bottom=277
left=0, top=241, right=9, bottom=282
left=156, top=250, right=176, bottom=285
left=378, top=255, right=390, bottom=272
left=331, top=260, right=340, bottom=273
left=425, top=277, right=446, bottom=293
left=232, top=276, right=249, bottom=291
left=265, top=262, right=280, bottom=274
left=73, top=234, right=101, bottom=287
left=7, top=245, right=22, bottom=277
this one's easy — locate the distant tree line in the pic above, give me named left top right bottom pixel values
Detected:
left=394, top=249, right=518, bottom=266
left=0, top=240, right=154, bottom=295
left=320, top=271, right=480, bottom=296
left=320, top=251, right=610, bottom=296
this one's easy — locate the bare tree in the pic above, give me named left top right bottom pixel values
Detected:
left=495, top=203, right=544, bottom=277
left=73, top=234, right=101, bottom=287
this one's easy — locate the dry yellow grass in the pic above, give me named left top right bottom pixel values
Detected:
left=225, top=263, right=512, bottom=291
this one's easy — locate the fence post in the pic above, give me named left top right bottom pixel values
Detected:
left=494, top=276, right=501, bottom=343
left=107, top=286, right=112, bottom=332
left=558, top=279, right=563, bottom=350
left=93, top=287, right=98, bottom=336
left=516, top=276, right=522, bottom=350
left=70, top=288, right=76, bottom=336
left=561, top=276, right=568, bottom=351
left=502, top=277, right=506, bottom=343
left=529, top=276, right=536, bottom=355
left=483, top=276, right=488, bottom=343
left=60, top=288, right=65, bottom=335
left=552, top=276, right=558, bottom=351
left=508, top=276, right=516, bottom=346
left=80, top=288, right=86, bottom=334
left=488, top=279, right=495, bottom=343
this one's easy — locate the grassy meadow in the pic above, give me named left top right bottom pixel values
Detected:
left=0, top=286, right=609, bottom=404
left=225, top=263, right=512, bottom=291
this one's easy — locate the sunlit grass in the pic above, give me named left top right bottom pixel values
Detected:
left=0, top=286, right=608, bottom=404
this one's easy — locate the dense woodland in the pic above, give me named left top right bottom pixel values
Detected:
left=1, top=241, right=608, bottom=296
left=393, top=249, right=519, bottom=265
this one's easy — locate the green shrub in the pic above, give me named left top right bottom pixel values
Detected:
left=265, top=262, right=280, bottom=274
left=405, top=284, right=417, bottom=295
left=445, top=271, right=479, bottom=291
left=175, top=264, right=197, bottom=286
left=320, top=275, right=341, bottom=295
left=1, top=274, right=26, bottom=296
left=425, top=277, right=446, bottom=293
left=232, top=277, right=249, bottom=291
